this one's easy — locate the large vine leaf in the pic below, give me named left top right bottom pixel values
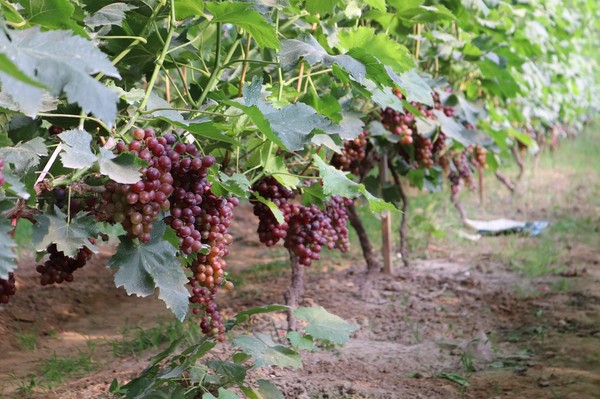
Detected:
left=279, top=36, right=366, bottom=84
left=58, top=129, right=97, bottom=169
left=0, top=53, right=46, bottom=89
left=203, top=388, right=242, bottom=399
left=0, top=27, right=120, bottom=125
left=312, top=155, right=398, bottom=213
left=294, top=306, right=357, bottom=345
left=388, top=69, right=433, bottom=106
left=257, top=102, right=332, bottom=151
left=0, top=137, right=48, bottom=173
left=304, top=0, right=337, bottom=15
left=109, top=223, right=189, bottom=321
left=338, top=27, right=415, bottom=74
left=432, top=110, right=474, bottom=146
left=233, top=333, right=302, bottom=369
left=32, top=207, right=99, bottom=257
left=241, top=380, right=285, bottom=399
left=173, top=0, right=204, bottom=19
left=206, top=2, right=278, bottom=49
left=98, top=149, right=143, bottom=184
left=16, top=0, right=81, bottom=32
left=84, top=3, right=137, bottom=27
left=0, top=219, right=17, bottom=280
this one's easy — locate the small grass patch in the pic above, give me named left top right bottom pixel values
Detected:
left=16, top=328, right=39, bottom=351
left=39, top=345, right=95, bottom=387
left=111, top=318, right=201, bottom=358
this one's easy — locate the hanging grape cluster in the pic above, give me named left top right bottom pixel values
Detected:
left=0, top=158, right=4, bottom=186
left=469, top=145, right=488, bottom=169
left=36, top=242, right=95, bottom=285
left=380, top=89, right=456, bottom=169
left=331, top=131, right=369, bottom=174
left=0, top=159, right=15, bottom=304
left=186, top=194, right=238, bottom=341
left=448, top=151, right=475, bottom=195
left=250, top=177, right=294, bottom=246
left=251, top=178, right=352, bottom=267
left=100, top=128, right=239, bottom=341
left=0, top=272, right=16, bottom=304
left=103, top=128, right=174, bottom=244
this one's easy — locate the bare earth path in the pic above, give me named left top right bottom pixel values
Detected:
left=0, top=132, right=599, bottom=398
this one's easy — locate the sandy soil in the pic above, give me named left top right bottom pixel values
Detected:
left=1, top=150, right=599, bottom=399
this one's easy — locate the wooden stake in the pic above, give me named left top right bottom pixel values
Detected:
left=380, top=154, right=393, bottom=274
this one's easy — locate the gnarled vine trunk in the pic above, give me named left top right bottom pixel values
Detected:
left=389, top=165, right=409, bottom=267
left=347, top=201, right=381, bottom=273
left=284, top=250, right=305, bottom=331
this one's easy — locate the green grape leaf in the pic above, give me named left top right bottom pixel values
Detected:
left=32, top=207, right=99, bottom=257
left=326, top=112, right=365, bottom=140
left=206, top=2, right=278, bottom=49
left=388, top=69, right=433, bottom=106
left=364, top=0, right=385, bottom=11
left=84, top=3, right=137, bottom=27
left=212, top=172, right=251, bottom=199
left=206, top=361, right=247, bottom=384
left=311, top=155, right=360, bottom=198
left=226, top=304, right=288, bottom=330
left=252, top=194, right=285, bottom=224
left=304, top=0, right=337, bottom=15
left=312, top=155, right=398, bottom=213
left=58, top=129, right=97, bottom=169
left=0, top=219, right=17, bottom=280
left=0, top=27, right=120, bottom=125
left=203, top=388, right=242, bottom=399
left=346, top=48, right=393, bottom=88
left=98, top=149, right=143, bottom=184
left=233, top=333, right=302, bottom=369
left=0, top=137, right=48, bottom=173
left=0, top=53, right=46, bottom=89
left=279, top=35, right=366, bottom=83
left=257, top=101, right=332, bottom=151
left=109, top=222, right=189, bottom=321
left=174, top=0, right=204, bottom=19
left=311, top=134, right=342, bottom=153
left=287, top=331, right=315, bottom=351
left=241, top=380, right=285, bottom=399
left=432, top=110, right=473, bottom=146
left=338, top=27, right=415, bottom=73
left=2, top=167, right=32, bottom=199
left=17, top=0, right=80, bottom=31
left=294, top=306, right=356, bottom=345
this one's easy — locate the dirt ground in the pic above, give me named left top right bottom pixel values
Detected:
left=1, top=135, right=599, bottom=399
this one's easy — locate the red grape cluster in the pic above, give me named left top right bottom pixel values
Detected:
left=432, top=133, right=446, bottom=157
left=0, top=273, right=16, bottom=304
left=0, top=158, right=4, bottom=186
left=164, top=145, right=219, bottom=256
left=250, top=177, right=294, bottom=246
left=448, top=151, right=475, bottom=195
left=324, top=196, right=353, bottom=253
left=103, top=128, right=174, bottom=243
left=380, top=89, right=454, bottom=168
left=251, top=178, right=352, bottom=266
left=469, top=145, right=488, bottom=169
left=331, top=131, right=369, bottom=174
left=36, top=242, right=94, bottom=285
left=186, top=194, right=238, bottom=341
left=414, top=135, right=434, bottom=169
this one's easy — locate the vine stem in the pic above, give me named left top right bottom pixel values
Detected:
left=37, top=113, right=112, bottom=134
left=118, top=9, right=176, bottom=136
left=238, top=32, right=252, bottom=97
left=198, top=22, right=223, bottom=106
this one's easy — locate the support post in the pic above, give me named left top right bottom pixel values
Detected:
left=380, top=154, right=393, bottom=274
